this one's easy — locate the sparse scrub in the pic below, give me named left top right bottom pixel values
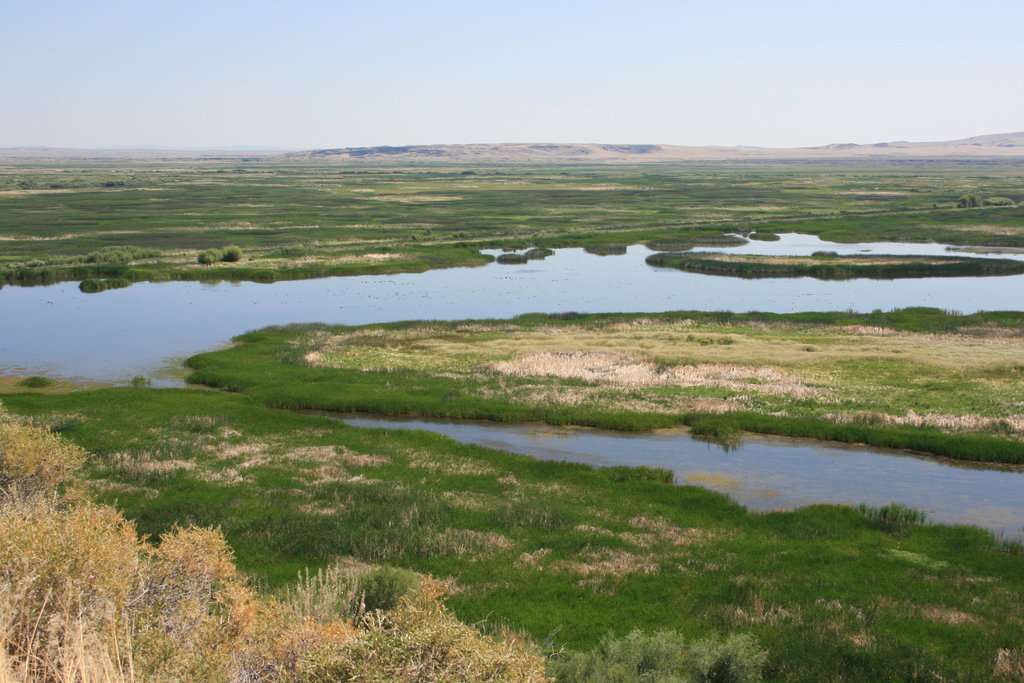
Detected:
left=548, top=629, right=768, bottom=683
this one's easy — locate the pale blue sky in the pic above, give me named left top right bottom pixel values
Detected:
left=3, top=0, right=1022, bottom=149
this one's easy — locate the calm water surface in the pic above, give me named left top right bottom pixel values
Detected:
left=2, top=234, right=1023, bottom=385
left=342, top=415, right=1024, bottom=540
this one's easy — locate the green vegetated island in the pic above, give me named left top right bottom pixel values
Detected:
left=646, top=252, right=1024, bottom=279
left=3, top=148, right=1024, bottom=681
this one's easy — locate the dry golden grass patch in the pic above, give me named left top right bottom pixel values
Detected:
left=628, top=515, right=721, bottom=546
left=312, top=320, right=1024, bottom=372
left=405, top=451, right=496, bottom=477
left=555, top=549, right=660, bottom=578
left=993, top=646, right=1024, bottom=680
left=514, top=548, right=552, bottom=570
left=430, top=528, right=515, bottom=556
left=920, top=606, right=980, bottom=626
left=487, top=351, right=822, bottom=398
left=827, top=410, right=1024, bottom=434
left=440, top=490, right=498, bottom=512
left=109, top=452, right=196, bottom=477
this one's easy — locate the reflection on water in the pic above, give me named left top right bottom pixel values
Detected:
left=3, top=234, right=1024, bottom=385
left=340, top=414, right=1024, bottom=540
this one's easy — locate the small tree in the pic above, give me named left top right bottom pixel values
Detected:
left=957, top=193, right=981, bottom=208
left=221, top=245, right=243, bottom=262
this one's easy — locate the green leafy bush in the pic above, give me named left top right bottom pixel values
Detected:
left=957, top=193, right=981, bottom=208
left=221, top=245, right=243, bottom=262
left=197, top=248, right=223, bottom=265
left=688, top=633, right=768, bottom=683
left=549, top=628, right=688, bottom=682
left=16, top=376, right=53, bottom=389
left=356, top=565, right=421, bottom=613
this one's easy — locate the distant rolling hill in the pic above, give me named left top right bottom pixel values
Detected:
left=283, top=133, right=1024, bottom=163
left=5, top=133, right=1024, bottom=162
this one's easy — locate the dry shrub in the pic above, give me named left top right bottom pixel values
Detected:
left=0, top=422, right=87, bottom=498
left=0, top=417, right=549, bottom=682
left=302, top=578, right=550, bottom=682
left=0, top=497, right=145, bottom=681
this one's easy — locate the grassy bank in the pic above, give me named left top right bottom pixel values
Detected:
left=182, top=309, right=1024, bottom=464
left=1, top=388, right=1022, bottom=680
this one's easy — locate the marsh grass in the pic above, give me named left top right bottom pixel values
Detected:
left=645, top=252, right=1024, bottom=279
left=4, top=388, right=1023, bottom=679
left=188, top=309, right=1024, bottom=462
left=3, top=161, right=1024, bottom=288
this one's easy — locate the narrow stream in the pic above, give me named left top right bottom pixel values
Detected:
left=340, top=414, right=1024, bottom=540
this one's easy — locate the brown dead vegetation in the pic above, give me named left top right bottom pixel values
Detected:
left=487, top=351, right=822, bottom=398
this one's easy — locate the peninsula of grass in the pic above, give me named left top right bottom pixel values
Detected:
left=2, top=388, right=1022, bottom=681
left=182, top=308, right=1024, bottom=464
left=645, top=252, right=1024, bottom=279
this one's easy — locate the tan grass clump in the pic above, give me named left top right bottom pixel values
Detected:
left=994, top=646, right=1024, bottom=681
left=487, top=351, right=820, bottom=397
left=303, top=578, right=549, bottom=682
left=829, top=410, right=1024, bottom=435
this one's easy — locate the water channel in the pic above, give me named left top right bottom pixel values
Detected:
left=2, top=234, right=1022, bottom=537
left=341, top=415, right=1024, bottom=540
left=2, top=234, right=1023, bottom=386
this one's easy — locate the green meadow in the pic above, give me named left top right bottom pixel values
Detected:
left=2, top=160, right=1024, bottom=288
left=2, top=387, right=1023, bottom=681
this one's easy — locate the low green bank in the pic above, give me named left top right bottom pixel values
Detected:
left=183, top=309, right=1024, bottom=464
left=645, top=252, right=1024, bottom=279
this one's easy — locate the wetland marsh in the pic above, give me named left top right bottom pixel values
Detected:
left=3, top=159, right=1024, bottom=680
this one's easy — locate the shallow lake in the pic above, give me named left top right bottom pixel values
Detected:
left=341, top=414, right=1024, bottom=540
left=2, top=234, right=1023, bottom=385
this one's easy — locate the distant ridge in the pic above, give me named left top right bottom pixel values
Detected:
left=4, top=133, right=1024, bottom=162
left=285, top=134, right=1024, bottom=163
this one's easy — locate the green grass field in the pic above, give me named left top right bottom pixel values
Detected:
left=1, top=387, right=1022, bottom=681
left=3, top=160, right=1024, bottom=288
